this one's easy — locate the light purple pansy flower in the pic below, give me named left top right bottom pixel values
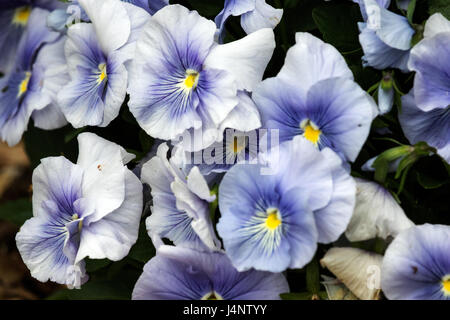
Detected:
left=0, top=7, right=63, bottom=146
left=132, top=245, right=289, bottom=300
left=356, top=0, right=415, bottom=72
left=398, top=90, right=450, bottom=163
left=140, top=143, right=221, bottom=251
left=381, top=224, right=450, bottom=300
left=57, top=0, right=149, bottom=128
left=0, top=0, right=66, bottom=74
left=215, top=0, right=283, bottom=42
left=217, top=136, right=356, bottom=272
left=128, top=4, right=275, bottom=152
left=15, top=133, right=143, bottom=288
left=253, top=32, right=377, bottom=163
left=408, top=13, right=450, bottom=112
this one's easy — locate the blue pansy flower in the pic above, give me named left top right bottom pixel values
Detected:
left=356, top=0, right=415, bottom=72
left=128, top=4, right=275, bottom=152
left=398, top=91, right=450, bottom=163
left=381, top=224, right=450, bottom=300
left=0, top=0, right=65, bottom=74
left=215, top=0, right=283, bottom=42
left=217, top=136, right=356, bottom=272
left=141, top=143, right=221, bottom=251
left=132, top=245, right=289, bottom=300
left=253, top=32, right=377, bottom=162
left=57, top=0, right=149, bottom=128
left=15, top=133, right=143, bottom=288
left=0, top=8, right=62, bottom=146
left=408, top=13, right=450, bottom=112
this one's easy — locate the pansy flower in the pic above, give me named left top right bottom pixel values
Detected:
left=132, top=245, right=289, bottom=300
left=408, top=13, right=450, bottom=112
left=398, top=90, right=450, bottom=163
left=57, top=0, right=149, bottom=128
left=381, top=224, right=450, bottom=300
left=217, top=136, right=356, bottom=272
left=215, top=0, right=283, bottom=42
left=0, top=8, right=61, bottom=146
left=356, top=0, right=415, bottom=72
left=141, top=143, right=220, bottom=251
left=128, top=4, right=275, bottom=152
left=0, top=0, right=65, bottom=74
left=253, top=32, right=377, bottom=162
left=16, top=133, right=143, bottom=288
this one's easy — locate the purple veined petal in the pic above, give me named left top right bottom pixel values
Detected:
left=240, top=0, right=283, bottom=35
left=276, top=32, right=353, bottom=94
left=398, top=91, right=450, bottom=163
left=132, top=245, right=289, bottom=300
left=0, top=8, right=27, bottom=74
left=141, top=143, right=218, bottom=250
left=363, top=0, right=415, bottom=50
left=359, top=22, right=410, bottom=72
left=204, top=28, right=275, bottom=92
left=408, top=32, right=450, bottom=112
left=381, top=224, right=450, bottom=300
left=215, top=0, right=256, bottom=42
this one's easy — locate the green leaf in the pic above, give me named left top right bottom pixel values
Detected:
left=280, top=292, right=314, bottom=300
left=429, top=0, right=450, bottom=20
left=85, top=258, right=112, bottom=273
left=306, top=256, right=320, bottom=294
left=0, top=198, right=32, bottom=226
left=66, top=280, right=131, bottom=300
left=312, top=3, right=361, bottom=52
left=416, top=171, right=448, bottom=190
left=128, top=222, right=156, bottom=263
left=407, top=0, right=417, bottom=23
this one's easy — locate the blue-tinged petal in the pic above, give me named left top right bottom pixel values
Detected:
left=364, top=0, right=414, bottom=50
left=359, top=23, right=410, bottom=72
left=0, top=8, right=27, bottom=74
left=75, top=170, right=143, bottom=263
left=313, top=148, right=356, bottom=243
left=277, top=32, right=353, bottom=94
left=142, top=143, right=218, bottom=250
left=240, top=0, right=283, bottom=35
left=408, top=33, right=450, bottom=111
left=204, top=28, right=275, bottom=92
left=381, top=224, right=450, bottom=300
left=377, top=85, right=394, bottom=115
left=121, top=0, right=168, bottom=14
left=219, top=91, right=261, bottom=133
left=133, top=245, right=289, bottom=300
left=215, top=0, right=256, bottom=41
left=398, top=91, right=450, bottom=163
left=15, top=215, right=87, bottom=287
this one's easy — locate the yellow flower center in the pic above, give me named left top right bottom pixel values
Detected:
left=301, top=119, right=321, bottom=146
left=13, top=6, right=31, bottom=25
left=183, top=70, right=199, bottom=90
left=97, top=63, right=107, bottom=84
left=18, top=72, right=31, bottom=98
left=265, top=208, right=281, bottom=230
left=201, top=291, right=223, bottom=300
left=231, top=136, right=245, bottom=154
left=442, top=276, right=450, bottom=296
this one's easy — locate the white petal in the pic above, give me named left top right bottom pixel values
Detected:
left=423, top=13, right=450, bottom=39
left=345, top=178, right=415, bottom=242
left=219, top=91, right=261, bottom=133
left=240, top=0, right=283, bottom=34
left=204, top=28, right=275, bottom=91
left=78, top=0, right=131, bottom=54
